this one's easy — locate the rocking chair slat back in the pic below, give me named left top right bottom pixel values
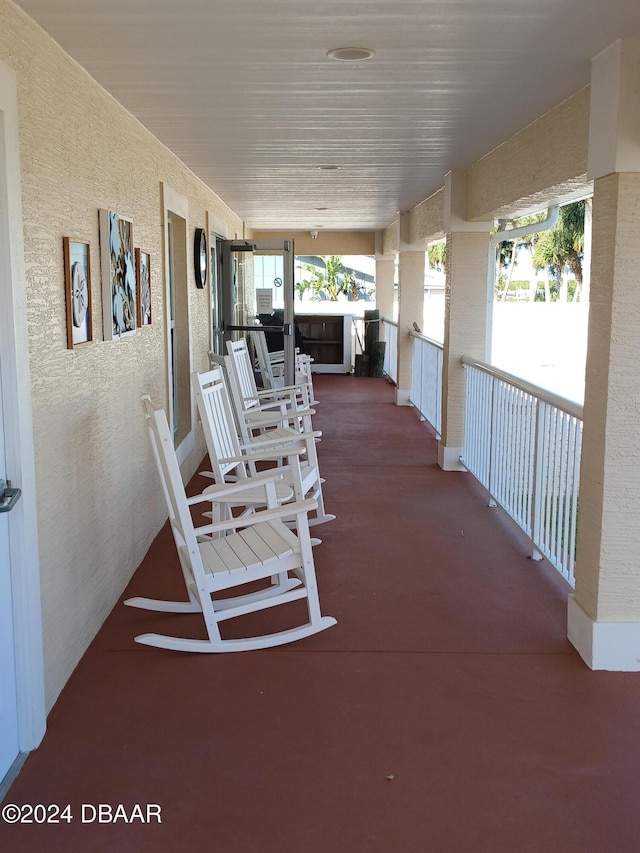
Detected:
left=191, top=368, right=242, bottom=480
left=227, top=338, right=261, bottom=415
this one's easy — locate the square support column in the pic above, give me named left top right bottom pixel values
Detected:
left=395, top=214, right=424, bottom=406
left=568, top=171, right=640, bottom=669
left=438, top=172, right=492, bottom=470
left=568, top=36, right=640, bottom=669
left=375, top=256, right=395, bottom=324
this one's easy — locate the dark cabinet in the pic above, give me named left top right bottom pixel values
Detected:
left=295, top=313, right=352, bottom=373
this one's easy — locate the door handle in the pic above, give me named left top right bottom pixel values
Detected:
left=0, top=479, right=21, bottom=513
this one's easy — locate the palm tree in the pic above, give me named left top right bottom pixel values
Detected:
left=494, top=212, right=547, bottom=301
left=532, top=201, right=585, bottom=301
left=428, top=241, right=446, bottom=271
left=296, top=256, right=353, bottom=301
left=324, top=255, right=346, bottom=301
left=296, top=263, right=325, bottom=300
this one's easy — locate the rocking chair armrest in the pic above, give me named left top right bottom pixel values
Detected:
left=243, top=398, right=293, bottom=414
left=231, top=467, right=296, bottom=484
left=194, top=497, right=318, bottom=535
left=186, top=473, right=286, bottom=505
left=195, top=478, right=283, bottom=504
left=241, top=432, right=320, bottom=450
left=254, top=387, right=298, bottom=401
left=219, top=446, right=305, bottom=466
left=239, top=445, right=307, bottom=461
left=243, top=409, right=316, bottom=430
left=201, top=463, right=298, bottom=486
left=256, top=383, right=309, bottom=397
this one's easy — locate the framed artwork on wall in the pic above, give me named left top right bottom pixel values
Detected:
left=136, top=248, right=151, bottom=326
left=99, top=209, right=136, bottom=340
left=63, top=237, right=92, bottom=348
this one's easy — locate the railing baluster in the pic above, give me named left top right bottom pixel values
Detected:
left=382, top=319, right=398, bottom=385
left=404, top=329, right=443, bottom=438
left=563, top=414, right=573, bottom=578
left=542, top=404, right=553, bottom=558
left=568, top=420, right=581, bottom=586
left=460, top=357, right=582, bottom=586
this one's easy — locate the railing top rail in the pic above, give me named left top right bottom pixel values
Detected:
left=461, top=355, right=584, bottom=421
left=380, top=317, right=398, bottom=328
left=409, top=329, right=444, bottom=349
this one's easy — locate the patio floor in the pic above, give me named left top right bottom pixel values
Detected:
left=2, top=374, right=640, bottom=852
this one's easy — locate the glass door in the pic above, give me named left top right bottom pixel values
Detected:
left=166, top=218, right=178, bottom=437
left=219, top=238, right=295, bottom=385
left=209, top=235, right=223, bottom=356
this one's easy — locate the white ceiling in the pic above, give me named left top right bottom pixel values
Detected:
left=14, top=0, right=640, bottom=232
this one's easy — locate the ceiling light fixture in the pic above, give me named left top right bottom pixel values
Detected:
left=327, top=47, right=375, bottom=62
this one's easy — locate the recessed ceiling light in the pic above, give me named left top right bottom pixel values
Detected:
left=327, top=47, right=375, bottom=62
left=318, top=165, right=341, bottom=171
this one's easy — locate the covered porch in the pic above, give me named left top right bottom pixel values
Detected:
left=3, top=375, right=640, bottom=852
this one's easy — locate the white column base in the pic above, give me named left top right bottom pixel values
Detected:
left=568, top=595, right=640, bottom=671
left=437, top=442, right=465, bottom=471
left=395, top=388, right=411, bottom=406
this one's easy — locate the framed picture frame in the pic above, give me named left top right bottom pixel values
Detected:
left=135, top=248, right=151, bottom=326
left=63, top=237, right=92, bottom=348
left=99, top=209, right=136, bottom=340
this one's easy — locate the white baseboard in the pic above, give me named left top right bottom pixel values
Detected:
left=437, top=442, right=465, bottom=471
left=568, top=595, right=640, bottom=671
left=395, top=388, right=411, bottom=406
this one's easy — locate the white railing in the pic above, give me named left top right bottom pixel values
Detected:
left=461, top=357, right=582, bottom=586
left=381, top=319, right=398, bottom=383
left=409, top=331, right=443, bottom=437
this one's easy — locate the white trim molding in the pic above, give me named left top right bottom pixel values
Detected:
left=0, top=60, right=46, bottom=752
left=568, top=595, right=640, bottom=671
left=438, top=442, right=465, bottom=472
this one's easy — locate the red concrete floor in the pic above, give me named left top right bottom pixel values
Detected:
left=3, top=375, right=640, bottom=853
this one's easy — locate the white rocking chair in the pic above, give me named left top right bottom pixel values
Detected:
left=124, top=398, right=336, bottom=652
left=192, top=367, right=335, bottom=527
left=295, top=351, right=319, bottom=406
left=226, top=338, right=315, bottom=436
left=191, top=366, right=296, bottom=513
left=250, top=328, right=286, bottom=390
left=250, top=329, right=319, bottom=408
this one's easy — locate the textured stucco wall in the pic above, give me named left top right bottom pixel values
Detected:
left=396, top=250, right=425, bottom=395
left=382, top=220, right=399, bottom=256
left=441, top=232, right=491, bottom=448
left=576, top=173, right=640, bottom=621
left=466, top=88, right=592, bottom=221
left=375, top=258, right=395, bottom=322
left=409, top=188, right=445, bottom=244
left=1, top=0, right=242, bottom=710
left=251, top=230, right=375, bottom=256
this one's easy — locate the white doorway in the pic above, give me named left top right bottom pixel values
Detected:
left=0, top=61, right=45, bottom=798
left=0, top=366, right=19, bottom=784
left=161, top=185, right=194, bottom=465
